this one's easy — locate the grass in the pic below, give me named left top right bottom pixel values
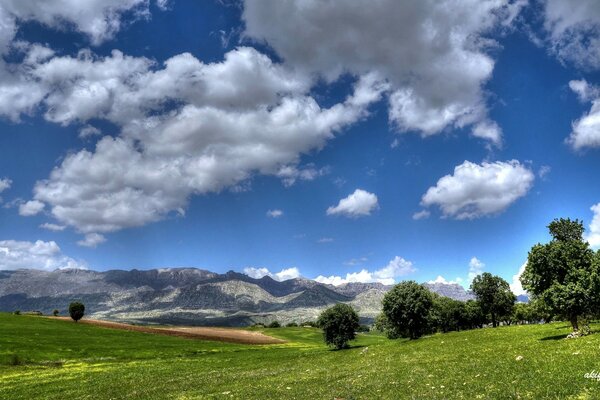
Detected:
left=2, top=313, right=600, bottom=399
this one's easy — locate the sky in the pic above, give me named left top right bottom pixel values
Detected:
left=1, top=0, right=600, bottom=295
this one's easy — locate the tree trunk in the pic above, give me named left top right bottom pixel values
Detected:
left=570, top=315, right=579, bottom=331
left=491, top=313, right=497, bottom=328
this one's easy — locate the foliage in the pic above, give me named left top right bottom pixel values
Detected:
left=471, top=272, right=516, bottom=327
left=52, top=309, right=59, bottom=317
left=267, top=321, right=281, bottom=328
left=382, top=281, right=434, bottom=339
left=285, top=322, right=298, bottom=327
left=316, top=303, right=360, bottom=349
left=68, top=302, right=85, bottom=322
left=430, top=295, right=463, bottom=333
left=13, top=310, right=20, bottom=315
left=521, top=218, right=600, bottom=331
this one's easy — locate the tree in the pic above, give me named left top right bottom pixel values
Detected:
left=471, top=273, right=516, bottom=327
left=521, top=218, right=600, bottom=331
left=267, top=320, right=281, bottom=328
left=382, top=281, right=434, bottom=339
left=460, top=300, right=486, bottom=330
left=317, top=303, right=360, bottom=349
left=431, top=295, right=464, bottom=333
left=52, top=309, right=59, bottom=317
left=68, top=302, right=85, bottom=322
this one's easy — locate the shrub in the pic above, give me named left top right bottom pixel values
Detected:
left=53, top=309, right=60, bottom=317
left=317, top=303, right=360, bottom=349
left=9, top=354, right=24, bottom=366
left=13, top=310, right=20, bottom=315
left=68, top=302, right=85, bottom=322
left=285, top=322, right=298, bottom=327
left=267, top=320, right=281, bottom=328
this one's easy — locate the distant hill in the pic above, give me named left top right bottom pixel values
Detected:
left=0, top=267, right=475, bottom=326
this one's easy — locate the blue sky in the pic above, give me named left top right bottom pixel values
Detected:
left=1, top=0, right=600, bottom=294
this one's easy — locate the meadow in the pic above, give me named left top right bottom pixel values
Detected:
left=1, top=313, right=600, bottom=399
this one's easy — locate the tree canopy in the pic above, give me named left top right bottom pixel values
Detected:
left=317, top=303, right=360, bottom=349
left=521, top=218, right=600, bottom=331
left=68, top=302, right=85, bottom=322
left=381, top=281, right=433, bottom=339
left=470, top=272, right=515, bottom=327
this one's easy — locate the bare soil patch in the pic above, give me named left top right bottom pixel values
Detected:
left=52, top=317, right=286, bottom=344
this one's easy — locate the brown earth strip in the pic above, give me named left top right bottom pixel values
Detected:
left=51, top=317, right=286, bottom=345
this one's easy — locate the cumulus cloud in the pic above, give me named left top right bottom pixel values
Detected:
left=542, top=0, right=600, bottom=70
left=468, top=257, right=485, bottom=283
left=586, top=203, right=600, bottom=249
left=243, top=266, right=301, bottom=281
left=19, top=48, right=385, bottom=235
left=315, top=256, right=416, bottom=286
left=266, top=209, right=283, bottom=218
left=0, top=178, right=11, bottom=193
left=510, top=262, right=527, bottom=296
left=0, top=0, right=154, bottom=48
left=76, top=233, right=106, bottom=248
left=326, top=189, right=379, bottom=218
left=39, top=223, right=66, bottom=232
left=0, top=239, right=86, bottom=270
left=567, top=80, right=600, bottom=150
left=428, top=275, right=463, bottom=285
left=421, top=160, right=534, bottom=219
left=243, top=0, right=520, bottom=145
left=18, top=200, right=45, bottom=216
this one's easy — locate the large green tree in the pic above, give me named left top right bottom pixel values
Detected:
left=68, top=302, right=85, bottom=322
left=317, top=303, right=360, bottom=349
left=470, top=273, right=515, bottom=327
left=381, top=281, right=434, bottom=339
left=521, top=218, right=600, bottom=331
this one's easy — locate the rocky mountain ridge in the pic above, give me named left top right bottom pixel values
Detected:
left=0, top=268, right=474, bottom=326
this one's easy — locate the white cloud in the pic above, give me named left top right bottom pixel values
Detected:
left=326, top=189, right=379, bottom=218
left=586, top=203, right=600, bottom=249
left=20, top=48, right=385, bottom=235
left=266, top=209, right=283, bottom=218
left=468, top=257, right=485, bottom=283
left=242, top=266, right=301, bottom=281
left=542, top=0, right=600, bottom=70
left=421, top=160, right=534, bottom=219
left=0, top=178, right=11, bottom=193
left=510, top=262, right=527, bottom=296
left=18, top=200, right=45, bottom=216
left=276, top=164, right=329, bottom=187
left=39, top=223, right=66, bottom=232
left=0, top=0, right=151, bottom=47
left=79, top=125, right=102, bottom=139
left=243, top=0, right=520, bottom=145
left=538, top=165, right=551, bottom=179
left=471, top=120, right=503, bottom=147
left=344, top=257, right=368, bottom=266
left=317, top=237, right=334, bottom=244
left=0, top=239, right=86, bottom=270
left=76, top=233, right=106, bottom=248
left=428, top=275, right=463, bottom=285
left=315, top=256, right=416, bottom=286
left=567, top=80, right=600, bottom=150
left=412, top=210, right=431, bottom=220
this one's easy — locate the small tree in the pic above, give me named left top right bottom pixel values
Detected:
left=52, top=309, right=59, bottom=317
left=521, top=218, right=600, bottom=331
left=382, top=281, right=434, bottom=339
left=267, top=320, right=281, bottom=328
left=471, top=273, right=516, bottom=327
left=317, top=303, right=360, bottom=349
left=68, top=302, right=85, bottom=322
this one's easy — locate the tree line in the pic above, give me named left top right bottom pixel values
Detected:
left=318, top=218, right=600, bottom=349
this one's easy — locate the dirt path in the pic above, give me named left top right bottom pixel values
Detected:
left=52, top=317, right=286, bottom=345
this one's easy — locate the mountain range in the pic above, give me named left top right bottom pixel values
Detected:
left=0, top=268, right=475, bottom=326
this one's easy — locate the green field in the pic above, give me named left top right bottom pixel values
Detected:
left=1, top=313, right=600, bottom=399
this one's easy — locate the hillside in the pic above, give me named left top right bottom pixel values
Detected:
left=1, top=313, right=598, bottom=399
left=0, top=268, right=474, bottom=326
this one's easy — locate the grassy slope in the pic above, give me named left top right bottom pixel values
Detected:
left=1, top=314, right=600, bottom=399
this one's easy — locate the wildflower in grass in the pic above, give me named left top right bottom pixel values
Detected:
left=515, top=355, right=524, bottom=361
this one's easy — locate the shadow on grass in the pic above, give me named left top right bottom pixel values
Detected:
left=326, top=344, right=367, bottom=352
left=540, top=334, right=568, bottom=341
